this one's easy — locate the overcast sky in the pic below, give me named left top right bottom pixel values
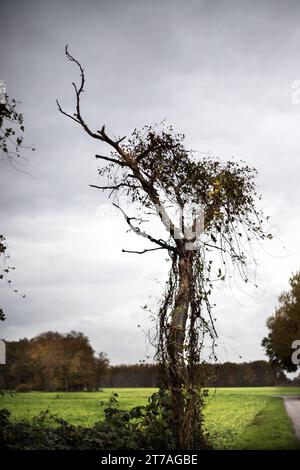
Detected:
left=1, top=0, right=300, bottom=364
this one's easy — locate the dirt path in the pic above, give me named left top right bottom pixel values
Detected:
left=282, top=396, right=300, bottom=442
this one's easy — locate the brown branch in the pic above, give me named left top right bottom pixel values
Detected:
left=56, top=99, right=80, bottom=125
left=58, top=46, right=133, bottom=162
left=113, top=203, right=177, bottom=253
left=122, top=247, right=165, bottom=255
left=90, top=183, right=125, bottom=191
left=90, top=182, right=140, bottom=192
left=58, top=47, right=183, bottom=250
left=95, top=154, right=127, bottom=167
left=116, top=135, right=126, bottom=145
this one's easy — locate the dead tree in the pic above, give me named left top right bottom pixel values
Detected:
left=57, top=47, right=271, bottom=449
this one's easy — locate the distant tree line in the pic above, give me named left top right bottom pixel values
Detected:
left=102, top=361, right=290, bottom=388
left=0, top=331, right=296, bottom=391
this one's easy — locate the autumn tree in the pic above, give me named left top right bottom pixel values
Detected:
left=262, top=272, right=300, bottom=373
left=0, top=331, right=108, bottom=391
left=57, top=47, right=271, bottom=449
left=26, top=331, right=98, bottom=391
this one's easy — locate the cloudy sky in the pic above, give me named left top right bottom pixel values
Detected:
left=1, top=0, right=300, bottom=364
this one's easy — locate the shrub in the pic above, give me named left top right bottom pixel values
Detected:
left=0, top=391, right=211, bottom=450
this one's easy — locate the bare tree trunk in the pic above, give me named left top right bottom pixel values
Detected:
left=167, top=252, right=194, bottom=447
left=169, top=254, right=193, bottom=366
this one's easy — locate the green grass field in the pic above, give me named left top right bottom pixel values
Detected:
left=1, top=387, right=300, bottom=450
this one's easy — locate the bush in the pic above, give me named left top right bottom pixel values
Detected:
left=0, top=391, right=211, bottom=450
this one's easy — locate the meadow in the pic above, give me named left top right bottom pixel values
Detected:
left=1, top=387, right=300, bottom=450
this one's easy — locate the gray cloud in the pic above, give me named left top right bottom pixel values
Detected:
left=1, top=0, right=300, bottom=363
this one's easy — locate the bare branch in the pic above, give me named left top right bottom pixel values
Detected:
left=90, top=181, right=139, bottom=192
left=65, top=45, right=85, bottom=93
left=113, top=203, right=176, bottom=253
left=116, top=135, right=126, bottom=145
left=56, top=99, right=80, bottom=124
left=122, top=247, right=165, bottom=255
left=95, top=154, right=128, bottom=167
left=58, top=46, right=133, bottom=156
left=90, top=183, right=125, bottom=191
